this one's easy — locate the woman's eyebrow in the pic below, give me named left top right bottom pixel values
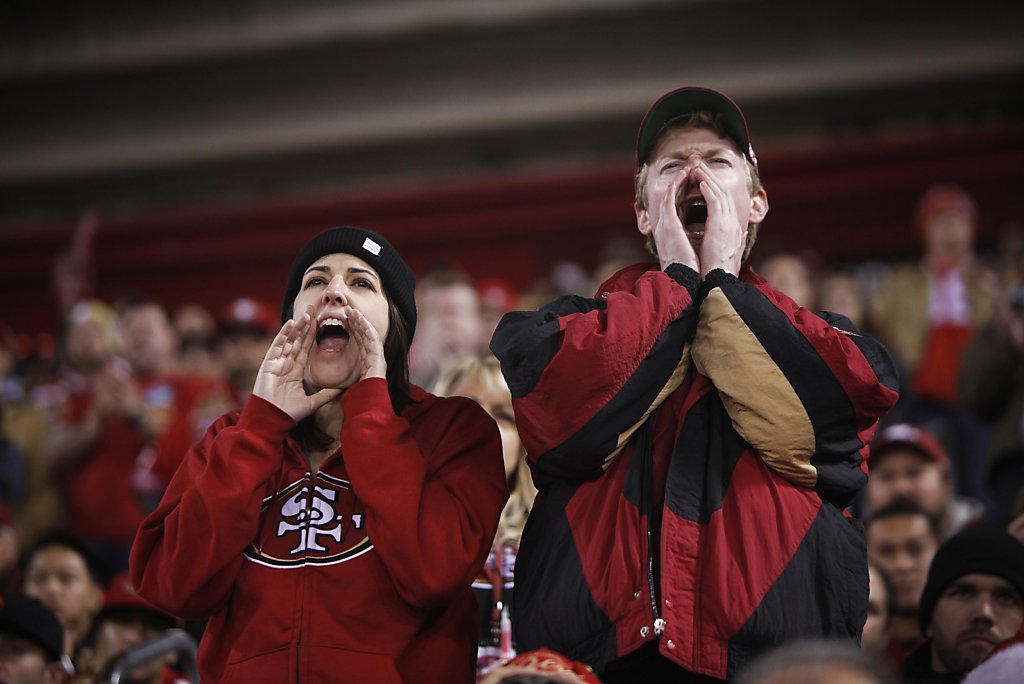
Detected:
left=303, top=264, right=332, bottom=277
left=347, top=267, right=379, bottom=281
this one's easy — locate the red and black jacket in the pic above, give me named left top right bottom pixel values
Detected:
left=490, top=263, right=899, bottom=679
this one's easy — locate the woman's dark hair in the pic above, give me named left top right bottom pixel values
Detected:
left=381, top=297, right=414, bottom=413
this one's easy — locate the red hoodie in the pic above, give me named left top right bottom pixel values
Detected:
left=130, top=378, right=507, bottom=683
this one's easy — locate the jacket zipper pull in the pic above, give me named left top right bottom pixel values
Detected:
left=654, top=618, right=666, bottom=635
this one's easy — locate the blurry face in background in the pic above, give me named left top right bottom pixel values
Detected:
left=65, top=319, right=114, bottom=374
left=0, top=634, right=61, bottom=684
left=868, top=514, right=939, bottom=613
left=447, top=373, right=522, bottom=480
left=863, top=564, right=891, bottom=651
left=868, top=450, right=950, bottom=519
left=420, top=284, right=484, bottom=355
left=922, top=208, right=974, bottom=262
left=0, top=524, right=18, bottom=575
left=220, top=329, right=272, bottom=376
left=118, top=304, right=178, bottom=377
left=818, top=272, right=865, bottom=329
left=24, top=546, right=102, bottom=652
left=740, top=662, right=881, bottom=684
left=758, top=254, right=815, bottom=309
left=95, top=612, right=172, bottom=684
left=220, top=328, right=274, bottom=399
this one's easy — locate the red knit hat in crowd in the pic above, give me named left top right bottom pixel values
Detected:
left=221, top=297, right=276, bottom=336
left=915, top=184, right=979, bottom=233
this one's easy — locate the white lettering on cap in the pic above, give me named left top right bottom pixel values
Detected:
left=362, top=237, right=382, bottom=256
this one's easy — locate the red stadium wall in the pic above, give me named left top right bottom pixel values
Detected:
left=2, top=122, right=1022, bottom=338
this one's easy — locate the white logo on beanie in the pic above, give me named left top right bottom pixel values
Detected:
left=362, top=237, right=382, bottom=256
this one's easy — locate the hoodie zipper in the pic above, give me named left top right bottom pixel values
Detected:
left=295, top=471, right=314, bottom=683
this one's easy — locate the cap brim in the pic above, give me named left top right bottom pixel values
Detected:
left=869, top=439, right=945, bottom=470
left=636, top=86, right=754, bottom=168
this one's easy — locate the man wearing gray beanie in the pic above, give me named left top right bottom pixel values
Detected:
left=902, top=525, right=1024, bottom=683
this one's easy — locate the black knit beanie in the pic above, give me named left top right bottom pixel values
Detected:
left=918, top=525, right=1024, bottom=632
left=281, top=227, right=417, bottom=343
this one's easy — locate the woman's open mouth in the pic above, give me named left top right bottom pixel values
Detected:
left=316, top=317, right=350, bottom=352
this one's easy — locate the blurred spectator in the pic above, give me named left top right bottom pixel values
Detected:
left=477, top=279, right=519, bottom=354
left=818, top=269, right=867, bottom=330
left=547, top=260, right=593, bottom=299
left=0, top=504, right=21, bottom=593
left=734, top=639, right=900, bottom=684
left=902, top=526, right=1024, bottom=683
left=11, top=334, right=59, bottom=397
left=22, top=531, right=105, bottom=664
left=218, top=297, right=276, bottom=406
left=0, top=327, right=23, bottom=405
left=756, top=251, right=818, bottom=309
left=864, top=560, right=897, bottom=654
left=0, top=412, right=26, bottom=511
left=172, top=303, right=222, bottom=383
left=23, top=300, right=121, bottom=548
left=590, top=236, right=646, bottom=291
left=519, top=259, right=594, bottom=313
left=959, top=221, right=1024, bottom=525
left=433, top=355, right=538, bottom=675
left=0, top=592, right=67, bottom=684
left=41, top=297, right=228, bottom=573
left=866, top=501, right=941, bottom=669
left=0, top=325, right=50, bottom=549
left=60, top=300, right=121, bottom=378
left=868, top=184, right=994, bottom=509
left=866, top=423, right=983, bottom=540
left=409, top=269, right=486, bottom=387
left=75, top=571, right=187, bottom=684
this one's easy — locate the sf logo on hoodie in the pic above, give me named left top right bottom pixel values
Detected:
left=244, top=472, right=372, bottom=568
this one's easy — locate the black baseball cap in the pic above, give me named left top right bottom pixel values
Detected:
left=636, top=86, right=757, bottom=170
left=0, top=593, right=64, bottom=662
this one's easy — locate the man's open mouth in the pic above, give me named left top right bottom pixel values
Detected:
left=679, top=196, right=707, bottom=239
left=683, top=198, right=707, bottom=227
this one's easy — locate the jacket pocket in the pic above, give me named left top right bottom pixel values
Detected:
left=306, top=645, right=404, bottom=684
left=219, top=646, right=291, bottom=684
left=218, top=644, right=404, bottom=684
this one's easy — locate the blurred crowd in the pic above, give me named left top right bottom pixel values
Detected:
left=1, top=182, right=1023, bottom=683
